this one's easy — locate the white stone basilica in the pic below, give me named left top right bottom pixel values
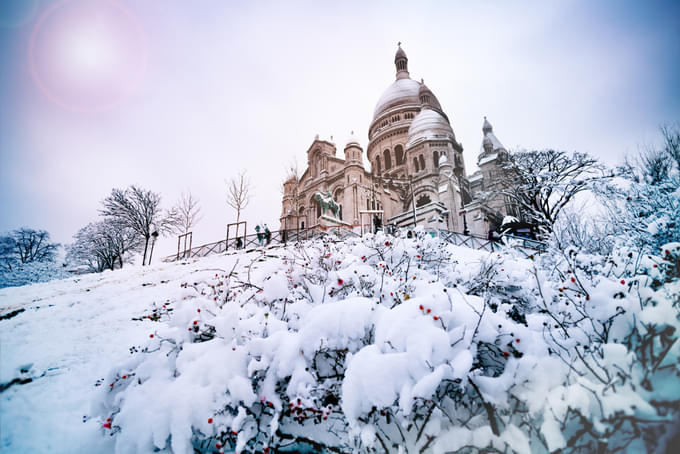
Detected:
left=280, top=45, right=517, bottom=237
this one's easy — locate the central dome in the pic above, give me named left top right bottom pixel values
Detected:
left=372, top=78, right=422, bottom=119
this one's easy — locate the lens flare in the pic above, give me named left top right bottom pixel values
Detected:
left=29, top=0, right=147, bottom=112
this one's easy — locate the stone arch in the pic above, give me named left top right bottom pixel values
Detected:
left=419, top=155, right=426, bottom=171
left=416, top=194, right=432, bottom=208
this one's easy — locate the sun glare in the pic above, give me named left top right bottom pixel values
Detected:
left=29, top=0, right=147, bottom=112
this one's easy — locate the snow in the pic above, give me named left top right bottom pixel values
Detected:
left=405, top=109, right=454, bottom=148
left=373, top=78, right=421, bottom=118
left=1, top=231, right=678, bottom=453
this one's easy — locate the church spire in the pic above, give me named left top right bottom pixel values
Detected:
left=482, top=116, right=493, bottom=134
left=394, top=42, right=409, bottom=80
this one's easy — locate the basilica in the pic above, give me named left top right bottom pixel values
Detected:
left=280, top=45, right=517, bottom=237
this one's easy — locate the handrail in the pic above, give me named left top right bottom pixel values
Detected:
left=163, top=226, right=546, bottom=263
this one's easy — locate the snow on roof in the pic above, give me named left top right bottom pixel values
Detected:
left=478, top=152, right=499, bottom=166
left=405, top=109, right=454, bottom=148
left=373, top=78, right=421, bottom=118
left=469, top=172, right=483, bottom=182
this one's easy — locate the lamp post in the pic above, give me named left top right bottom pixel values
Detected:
left=148, top=230, right=159, bottom=264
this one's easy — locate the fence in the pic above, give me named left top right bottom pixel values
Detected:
left=164, top=226, right=546, bottom=263
left=436, top=230, right=547, bottom=257
left=164, top=226, right=359, bottom=262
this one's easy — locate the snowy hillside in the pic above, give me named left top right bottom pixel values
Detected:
left=1, top=230, right=678, bottom=453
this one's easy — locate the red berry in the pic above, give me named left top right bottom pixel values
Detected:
left=208, top=418, right=213, bottom=424
left=426, top=308, right=431, bottom=314
left=419, top=305, right=424, bottom=310
left=571, top=277, right=576, bottom=283
left=149, top=334, right=154, bottom=338
left=620, top=280, right=625, bottom=285
left=586, top=295, right=590, bottom=300
left=102, top=422, right=111, bottom=429
left=385, top=241, right=390, bottom=246
left=338, top=279, right=343, bottom=285
left=323, top=416, right=328, bottom=420
left=433, top=316, right=438, bottom=321
left=216, top=443, right=222, bottom=449
left=197, top=308, right=201, bottom=313
left=665, top=250, right=670, bottom=255
left=501, top=268, right=504, bottom=272
left=653, top=264, right=658, bottom=268
left=193, top=320, right=198, bottom=325
left=122, top=375, right=127, bottom=379
left=503, top=352, right=509, bottom=358
left=515, top=339, right=520, bottom=343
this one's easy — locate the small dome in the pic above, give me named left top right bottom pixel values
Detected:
left=406, top=109, right=454, bottom=148
left=418, top=81, right=442, bottom=111
left=345, top=130, right=360, bottom=147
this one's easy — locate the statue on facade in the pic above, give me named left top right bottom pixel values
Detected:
left=313, top=191, right=340, bottom=218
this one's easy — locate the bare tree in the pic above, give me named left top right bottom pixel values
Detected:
left=100, top=185, right=172, bottom=266
left=170, top=191, right=202, bottom=235
left=67, top=221, right=139, bottom=272
left=0, top=235, right=17, bottom=271
left=226, top=170, right=251, bottom=224
left=6, top=228, right=59, bottom=264
left=488, top=150, right=613, bottom=238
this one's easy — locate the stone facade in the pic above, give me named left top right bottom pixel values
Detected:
left=280, top=45, right=514, bottom=237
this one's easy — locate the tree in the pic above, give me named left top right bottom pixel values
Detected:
left=601, top=125, right=680, bottom=253
left=490, top=150, right=612, bottom=238
left=5, top=228, right=59, bottom=264
left=100, top=185, right=172, bottom=266
left=67, top=221, right=139, bottom=272
left=169, top=191, right=202, bottom=235
left=0, top=235, right=17, bottom=271
left=226, top=170, right=251, bottom=224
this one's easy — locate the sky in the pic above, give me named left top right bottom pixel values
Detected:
left=1, top=0, right=679, bottom=258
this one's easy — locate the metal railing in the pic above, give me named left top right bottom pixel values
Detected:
left=436, top=230, right=547, bottom=256
left=164, top=226, right=359, bottom=262
left=164, top=226, right=546, bottom=263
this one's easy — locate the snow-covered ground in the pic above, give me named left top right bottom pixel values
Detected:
left=0, top=250, right=254, bottom=453
left=1, top=231, right=678, bottom=453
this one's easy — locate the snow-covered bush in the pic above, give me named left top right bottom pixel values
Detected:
left=89, top=227, right=679, bottom=453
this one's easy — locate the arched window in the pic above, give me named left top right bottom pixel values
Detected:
left=383, top=149, right=392, bottom=170
left=316, top=199, right=321, bottom=218
left=433, top=151, right=439, bottom=168
left=395, top=145, right=404, bottom=165
left=413, top=157, right=419, bottom=172
left=419, top=155, right=426, bottom=171
left=376, top=156, right=382, bottom=175
left=416, top=194, right=431, bottom=207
